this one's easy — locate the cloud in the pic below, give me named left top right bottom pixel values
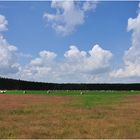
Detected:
left=0, top=35, right=20, bottom=75
left=64, top=45, right=87, bottom=61
left=64, top=44, right=112, bottom=74
left=0, top=15, right=8, bottom=32
left=82, top=1, right=97, bottom=12
left=43, top=0, right=97, bottom=36
left=30, top=50, right=57, bottom=66
left=0, top=15, right=20, bottom=76
left=111, top=3, right=140, bottom=78
left=20, top=44, right=113, bottom=83
left=20, top=50, right=57, bottom=81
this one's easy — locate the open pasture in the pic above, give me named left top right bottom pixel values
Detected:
left=0, top=90, right=140, bottom=138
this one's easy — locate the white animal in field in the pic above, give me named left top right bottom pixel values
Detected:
left=47, top=90, right=50, bottom=94
left=0, top=90, right=6, bottom=93
left=23, top=90, right=26, bottom=94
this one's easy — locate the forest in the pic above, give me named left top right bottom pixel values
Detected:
left=0, top=77, right=140, bottom=90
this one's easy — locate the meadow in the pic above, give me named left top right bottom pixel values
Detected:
left=0, top=90, right=140, bottom=138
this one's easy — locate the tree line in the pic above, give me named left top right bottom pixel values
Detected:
left=0, top=77, right=140, bottom=90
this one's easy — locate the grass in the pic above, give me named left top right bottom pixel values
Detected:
left=0, top=90, right=140, bottom=138
left=6, top=90, right=140, bottom=95
left=6, top=90, right=139, bottom=108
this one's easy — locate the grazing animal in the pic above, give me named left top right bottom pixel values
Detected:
left=0, top=90, right=6, bottom=94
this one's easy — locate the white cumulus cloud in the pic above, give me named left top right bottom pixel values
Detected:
left=20, top=44, right=113, bottom=83
left=0, top=15, right=8, bottom=32
left=0, top=35, right=20, bottom=75
left=19, top=50, right=57, bottom=81
left=82, top=1, right=97, bottom=12
left=64, top=45, right=87, bottom=61
left=64, top=44, right=112, bottom=75
left=43, top=0, right=97, bottom=36
left=0, top=15, right=21, bottom=76
left=31, top=50, right=57, bottom=66
left=111, top=3, right=140, bottom=78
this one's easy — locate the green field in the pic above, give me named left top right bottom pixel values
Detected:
left=6, top=90, right=140, bottom=108
left=0, top=90, right=140, bottom=138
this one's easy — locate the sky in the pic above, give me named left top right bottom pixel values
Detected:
left=0, top=1, right=140, bottom=83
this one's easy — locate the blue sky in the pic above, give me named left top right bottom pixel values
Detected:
left=0, top=1, right=140, bottom=83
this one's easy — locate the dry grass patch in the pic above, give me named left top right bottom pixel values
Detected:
left=0, top=93, right=140, bottom=138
